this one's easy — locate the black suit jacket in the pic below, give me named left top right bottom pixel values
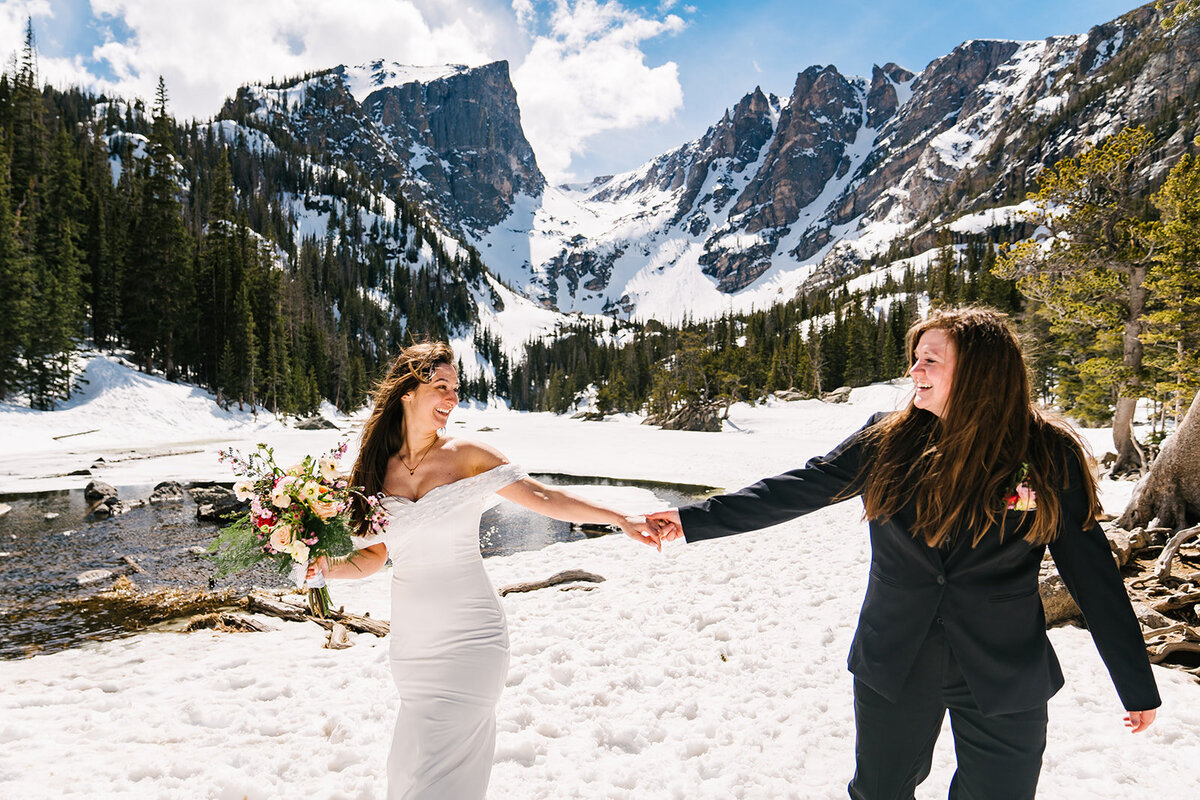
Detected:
left=678, top=412, right=1161, bottom=716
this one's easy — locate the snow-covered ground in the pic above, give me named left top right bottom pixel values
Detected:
left=1, top=359, right=1196, bottom=799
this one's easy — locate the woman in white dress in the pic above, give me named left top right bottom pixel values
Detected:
left=308, top=341, right=659, bottom=799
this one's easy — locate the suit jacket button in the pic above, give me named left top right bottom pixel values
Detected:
left=936, top=617, right=944, bottom=625
left=936, top=575, right=946, bottom=585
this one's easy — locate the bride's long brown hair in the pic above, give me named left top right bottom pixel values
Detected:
left=859, top=307, right=1100, bottom=547
left=349, top=341, right=454, bottom=536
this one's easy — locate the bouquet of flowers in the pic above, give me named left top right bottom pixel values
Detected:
left=209, top=442, right=389, bottom=617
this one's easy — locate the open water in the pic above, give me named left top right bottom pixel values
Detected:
left=0, top=474, right=710, bottom=659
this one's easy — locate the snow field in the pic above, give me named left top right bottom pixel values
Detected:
left=1, top=360, right=1196, bottom=798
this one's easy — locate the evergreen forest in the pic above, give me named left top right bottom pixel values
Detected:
left=1, top=19, right=1198, bottom=449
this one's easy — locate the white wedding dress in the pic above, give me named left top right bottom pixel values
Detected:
left=372, top=463, right=526, bottom=800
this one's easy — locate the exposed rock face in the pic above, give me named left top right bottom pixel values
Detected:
left=592, top=86, right=778, bottom=220
left=700, top=66, right=867, bottom=290
left=541, top=239, right=628, bottom=306
left=214, top=5, right=1200, bottom=314
left=535, top=5, right=1198, bottom=307
left=734, top=66, right=865, bottom=232
left=569, top=85, right=782, bottom=295
left=866, top=63, right=914, bottom=129
left=360, top=61, right=544, bottom=230
left=221, top=60, right=544, bottom=235
left=827, top=39, right=1023, bottom=237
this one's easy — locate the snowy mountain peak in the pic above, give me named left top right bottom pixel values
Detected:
left=341, top=61, right=472, bottom=104
left=220, top=4, right=1197, bottom=325
left=222, top=59, right=544, bottom=235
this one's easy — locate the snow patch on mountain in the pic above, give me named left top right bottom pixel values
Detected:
left=343, top=61, right=471, bottom=103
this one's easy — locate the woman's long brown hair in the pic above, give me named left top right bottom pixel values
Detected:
left=860, top=307, right=1101, bottom=547
left=349, top=341, right=454, bottom=536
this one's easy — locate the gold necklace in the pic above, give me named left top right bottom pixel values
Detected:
left=398, top=437, right=439, bottom=475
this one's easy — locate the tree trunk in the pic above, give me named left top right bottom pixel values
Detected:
left=1116, top=389, right=1200, bottom=531
left=1112, top=396, right=1140, bottom=473
left=1112, top=264, right=1148, bottom=474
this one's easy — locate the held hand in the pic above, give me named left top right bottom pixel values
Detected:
left=618, top=515, right=661, bottom=551
left=306, top=555, right=330, bottom=582
left=646, top=509, right=683, bottom=542
left=1124, top=708, right=1156, bottom=733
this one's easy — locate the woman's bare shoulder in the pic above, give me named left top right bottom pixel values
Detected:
left=441, top=437, right=511, bottom=474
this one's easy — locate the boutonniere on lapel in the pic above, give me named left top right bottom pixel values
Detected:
left=1004, top=462, right=1037, bottom=511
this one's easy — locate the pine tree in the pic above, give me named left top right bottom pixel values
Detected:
left=9, top=19, right=45, bottom=212
left=124, top=77, right=192, bottom=377
left=1145, top=154, right=1200, bottom=422
left=930, top=239, right=958, bottom=308
left=262, top=308, right=289, bottom=413
left=0, top=145, right=31, bottom=400
left=83, top=122, right=118, bottom=348
left=996, top=127, right=1156, bottom=472
left=231, top=283, right=257, bottom=409
left=878, top=304, right=904, bottom=379
left=27, top=127, right=86, bottom=407
left=196, top=150, right=240, bottom=388
left=843, top=305, right=876, bottom=387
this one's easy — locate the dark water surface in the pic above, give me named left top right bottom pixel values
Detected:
left=0, top=474, right=712, bottom=659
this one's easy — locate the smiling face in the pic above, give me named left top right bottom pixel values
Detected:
left=909, top=328, right=957, bottom=419
left=403, top=362, right=459, bottom=432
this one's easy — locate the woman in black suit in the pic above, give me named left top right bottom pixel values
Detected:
left=648, top=306, right=1159, bottom=800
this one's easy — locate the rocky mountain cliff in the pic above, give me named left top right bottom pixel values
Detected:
left=221, top=60, right=544, bottom=234
left=218, top=2, right=1198, bottom=321
left=482, top=0, right=1198, bottom=317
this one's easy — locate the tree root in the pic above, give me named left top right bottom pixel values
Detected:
left=1155, top=524, right=1200, bottom=581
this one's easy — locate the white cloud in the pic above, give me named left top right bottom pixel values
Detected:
left=512, top=0, right=685, bottom=181
left=0, top=1, right=89, bottom=90
left=511, top=0, right=537, bottom=29
left=0, top=0, right=48, bottom=60
left=57, top=0, right=511, bottom=119
left=3, top=0, right=684, bottom=184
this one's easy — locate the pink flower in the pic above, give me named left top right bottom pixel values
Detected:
left=250, top=497, right=275, bottom=527
left=309, top=491, right=342, bottom=521
left=1006, top=484, right=1037, bottom=511
left=268, top=522, right=294, bottom=552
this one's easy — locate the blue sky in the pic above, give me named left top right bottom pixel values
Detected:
left=604, top=0, right=1140, bottom=178
left=3, top=0, right=1145, bottom=181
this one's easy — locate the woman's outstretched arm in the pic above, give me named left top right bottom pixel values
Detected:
left=496, top=478, right=660, bottom=549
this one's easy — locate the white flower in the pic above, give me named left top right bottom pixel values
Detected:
left=318, top=457, right=341, bottom=483
left=233, top=480, right=256, bottom=502
left=289, top=540, right=310, bottom=565
left=270, top=476, right=296, bottom=508
left=299, top=481, right=321, bottom=504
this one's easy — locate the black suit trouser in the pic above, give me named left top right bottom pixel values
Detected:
left=847, top=622, right=1047, bottom=800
